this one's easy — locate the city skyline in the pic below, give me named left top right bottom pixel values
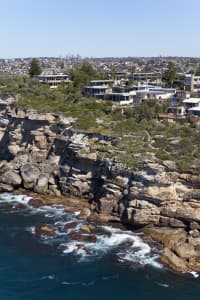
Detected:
left=1, top=0, right=200, bottom=58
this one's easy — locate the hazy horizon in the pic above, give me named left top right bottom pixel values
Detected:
left=1, top=0, right=200, bottom=58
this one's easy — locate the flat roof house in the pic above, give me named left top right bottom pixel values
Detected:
left=167, top=106, right=185, bottom=116
left=188, top=107, right=200, bottom=116
left=83, top=80, right=115, bottom=99
left=37, top=74, right=70, bottom=88
left=180, top=74, right=200, bottom=92
left=105, top=92, right=134, bottom=105
left=84, top=85, right=111, bottom=99
left=182, top=98, right=200, bottom=111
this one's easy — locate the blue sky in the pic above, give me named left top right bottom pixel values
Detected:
left=0, top=0, right=200, bottom=58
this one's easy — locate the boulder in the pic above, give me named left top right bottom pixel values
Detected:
left=143, top=227, right=187, bottom=249
left=35, top=224, right=55, bottom=237
left=0, top=170, right=22, bottom=187
left=79, top=225, right=95, bottom=233
left=21, top=164, right=40, bottom=188
left=34, top=175, right=49, bottom=194
left=8, top=144, right=21, bottom=156
left=28, top=198, right=45, bottom=208
left=77, top=208, right=91, bottom=220
left=63, top=221, right=78, bottom=231
left=0, top=183, right=14, bottom=192
left=160, top=248, right=188, bottom=272
left=173, top=242, right=197, bottom=259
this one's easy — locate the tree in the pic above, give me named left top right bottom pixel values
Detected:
left=71, top=62, right=99, bottom=88
left=29, top=58, right=42, bottom=77
left=195, top=66, right=200, bottom=76
left=162, top=62, right=177, bottom=87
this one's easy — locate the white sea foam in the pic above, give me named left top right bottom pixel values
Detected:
left=189, top=271, right=199, bottom=278
left=41, top=274, right=55, bottom=280
left=155, top=282, right=169, bottom=288
left=61, top=225, right=162, bottom=268
left=0, top=193, right=31, bottom=205
left=0, top=193, right=163, bottom=270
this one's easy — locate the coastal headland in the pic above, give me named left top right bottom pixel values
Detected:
left=0, top=106, right=200, bottom=273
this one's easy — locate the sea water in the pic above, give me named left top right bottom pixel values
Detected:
left=0, top=193, right=199, bottom=300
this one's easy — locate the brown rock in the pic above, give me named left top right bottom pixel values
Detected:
left=63, top=221, right=78, bottom=231
left=79, top=225, right=95, bottom=233
left=0, top=170, right=22, bottom=187
left=34, top=175, right=49, bottom=194
left=28, top=198, right=45, bottom=208
left=68, top=231, right=97, bottom=243
left=77, top=208, right=91, bottom=220
left=160, top=248, right=188, bottom=272
left=173, top=242, right=197, bottom=259
left=35, top=224, right=55, bottom=237
left=143, top=227, right=187, bottom=249
left=21, top=164, right=40, bottom=186
left=0, top=183, right=14, bottom=192
left=64, top=206, right=80, bottom=214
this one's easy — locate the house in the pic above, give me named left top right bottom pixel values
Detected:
left=84, top=85, right=111, bottom=98
left=176, top=90, right=190, bottom=100
left=167, top=106, right=185, bottom=116
left=83, top=80, right=114, bottom=98
left=188, top=107, right=200, bottom=116
left=104, top=92, right=134, bottom=105
left=37, top=73, right=70, bottom=88
left=182, top=98, right=200, bottom=111
left=128, top=72, right=161, bottom=86
left=179, top=74, right=200, bottom=92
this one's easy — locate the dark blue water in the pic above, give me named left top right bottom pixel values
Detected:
left=0, top=196, right=200, bottom=300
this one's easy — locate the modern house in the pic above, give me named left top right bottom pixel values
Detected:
left=84, top=85, right=112, bottom=98
left=37, top=73, right=70, bottom=88
left=104, top=92, right=134, bottom=105
left=175, top=90, right=190, bottom=100
left=188, top=107, right=200, bottom=116
left=128, top=72, right=161, bottom=86
left=83, top=80, right=114, bottom=98
left=179, top=74, right=200, bottom=92
left=182, top=98, right=200, bottom=111
left=167, top=106, right=185, bottom=116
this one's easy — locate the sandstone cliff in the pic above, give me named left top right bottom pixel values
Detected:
left=0, top=106, right=200, bottom=272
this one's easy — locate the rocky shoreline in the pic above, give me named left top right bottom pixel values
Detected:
left=1, top=107, right=200, bottom=273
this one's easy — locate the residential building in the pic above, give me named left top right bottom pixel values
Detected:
left=175, top=90, right=190, bottom=100
left=182, top=98, right=200, bottom=111
left=167, top=106, right=185, bottom=116
left=188, top=107, right=200, bottom=116
left=37, top=73, right=70, bottom=88
left=180, top=74, right=200, bottom=92
left=83, top=80, right=114, bottom=98
left=128, top=72, right=161, bottom=85
left=104, top=92, right=134, bottom=105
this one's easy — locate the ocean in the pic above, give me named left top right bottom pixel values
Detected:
left=0, top=193, right=199, bottom=300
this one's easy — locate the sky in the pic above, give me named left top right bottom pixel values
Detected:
left=0, top=0, right=200, bottom=58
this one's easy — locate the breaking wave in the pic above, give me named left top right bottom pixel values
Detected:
left=0, top=192, right=162, bottom=269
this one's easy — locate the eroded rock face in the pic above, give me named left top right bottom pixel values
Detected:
left=1, top=108, right=200, bottom=272
left=21, top=164, right=40, bottom=188
left=143, top=227, right=200, bottom=272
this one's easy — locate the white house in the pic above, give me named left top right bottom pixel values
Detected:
left=182, top=98, right=200, bottom=111
left=105, top=92, right=134, bottom=105
left=37, top=73, right=70, bottom=88
left=188, top=107, right=200, bottom=116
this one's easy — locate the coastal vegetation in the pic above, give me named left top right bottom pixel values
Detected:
left=0, top=70, right=200, bottom=172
